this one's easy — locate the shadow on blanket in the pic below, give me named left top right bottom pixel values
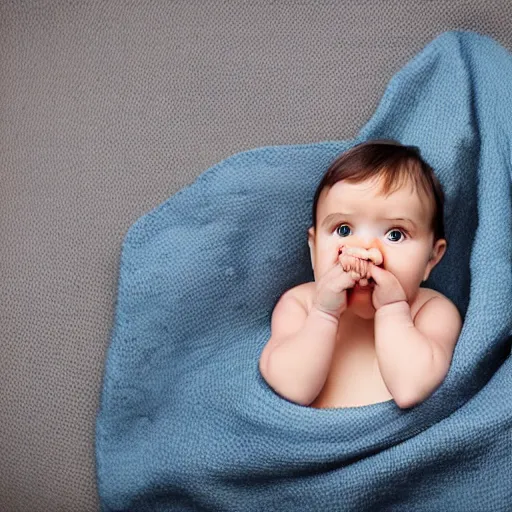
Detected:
left=96, top=31, right=512, bottom=511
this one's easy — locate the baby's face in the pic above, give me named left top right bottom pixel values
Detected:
left=308, top=177, right=446, bottom=317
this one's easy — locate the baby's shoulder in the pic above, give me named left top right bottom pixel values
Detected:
left=418, top=287, right=450, bottom=301
left=287, top=281, right=316, bottom=313
left=411, top=287, right=458, bottom=321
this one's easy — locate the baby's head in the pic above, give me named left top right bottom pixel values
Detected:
left=308, top=139, right=447, bottom=311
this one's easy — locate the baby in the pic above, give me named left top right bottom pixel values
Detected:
left=259, top=139, right=462, bottom=409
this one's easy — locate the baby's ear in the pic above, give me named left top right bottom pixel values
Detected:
left=307, top=227, right=316, bottom=269
left=432, top=238, right=447, bottom=264
left=423, top=239, right=447, bottom=281
left=307, top=226, right=315, bottom=246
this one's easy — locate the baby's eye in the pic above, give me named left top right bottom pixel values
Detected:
left=387, top=229, right=406, bottom=242
left=335, top=224, right=407, bottom=242
left=336, top=224, right=351, bottom=237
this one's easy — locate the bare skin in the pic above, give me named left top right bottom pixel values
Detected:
left=290, top=279, right=441, bottom=408
left=259, top=176, right=460, bottom=409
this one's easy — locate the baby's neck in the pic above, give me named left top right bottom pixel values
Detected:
left=342, top=306, right=375, bottom=327
left=336, top=308, right=376, bottom=350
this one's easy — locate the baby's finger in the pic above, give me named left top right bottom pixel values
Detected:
left=355, top=258, right=367, bottom=275
left=343, top=246, right=367, bottom=259
left=344, top=246, right=383, bottom=266
left=367, top=248, right=383, bottom=266
left=336, top=245, right=346, bottom=265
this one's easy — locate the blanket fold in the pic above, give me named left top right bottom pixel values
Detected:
left=96, top=30, right=512, bottom=511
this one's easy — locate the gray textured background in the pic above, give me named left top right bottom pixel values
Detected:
left=1, top=1, right=511, bottom=510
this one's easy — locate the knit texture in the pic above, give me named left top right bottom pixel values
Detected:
left=96, top=31, right=512, bottom=511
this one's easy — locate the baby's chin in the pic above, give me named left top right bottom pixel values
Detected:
left=347, top=288, right=376, bottom=319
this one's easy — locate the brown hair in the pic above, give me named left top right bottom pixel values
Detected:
left=311, top=139, right=446, bottom=243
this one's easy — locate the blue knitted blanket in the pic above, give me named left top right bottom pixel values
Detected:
left=96, top=31, right=512, bottom=511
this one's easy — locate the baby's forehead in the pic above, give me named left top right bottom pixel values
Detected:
left=321, top=178, right=426, bottom=202
left=319, top=179, right=433, bottom=219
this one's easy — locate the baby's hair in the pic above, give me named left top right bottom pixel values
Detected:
left=311, top=139, right=446, bottom=244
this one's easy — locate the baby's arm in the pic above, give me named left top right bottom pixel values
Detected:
left=374, top=297, right=461, bottom=408
left=259, top=291, right=339, bottom=406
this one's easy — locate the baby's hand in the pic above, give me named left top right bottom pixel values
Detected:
left=338, top=246, right=383, bottom=285
left=313, top=250, right=363, bottom=319
left=368, top=264, right=407, bottom=311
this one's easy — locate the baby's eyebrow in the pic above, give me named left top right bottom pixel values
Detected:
left=321, top=212, right=417, bottom=228
left=381, top=217, right=417, bottom=227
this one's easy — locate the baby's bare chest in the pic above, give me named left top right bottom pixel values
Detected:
left=298, top=282, right=437, bottom=409
left=309, top=335, right=393, bottom=408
